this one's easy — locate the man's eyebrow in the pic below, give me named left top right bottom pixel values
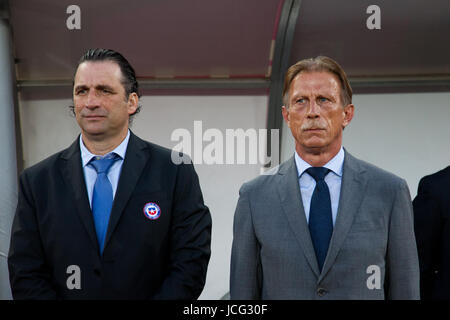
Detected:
left=74, top=84, right=116, bottom=91
left=96, top=84, right=115, bottom=91
left=74, top=84, right=88, bottom=90
left=291, top=93, right=306, bottom=100
left=317, top=93, right=336, bottom=99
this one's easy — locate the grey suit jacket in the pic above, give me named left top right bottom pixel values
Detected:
left=230, top=150, right=420, bottom=299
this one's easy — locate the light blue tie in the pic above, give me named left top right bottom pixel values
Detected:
left=89, top=154, right=119, bottom=254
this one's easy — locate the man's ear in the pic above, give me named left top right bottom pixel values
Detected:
left=282, top=105, right=290, bottom=127
left=342, top=104, right=354, bottom=129
left=127, top=92, right=139, bottom=115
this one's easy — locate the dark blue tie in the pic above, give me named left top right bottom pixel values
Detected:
left=306, top=167, right=333, bottom=272
left=89, top=154, right=119, bottom=254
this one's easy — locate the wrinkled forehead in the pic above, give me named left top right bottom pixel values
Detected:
left=74, top=60, right=123, bottom=86
left=289, top=71, right=342, bottom=97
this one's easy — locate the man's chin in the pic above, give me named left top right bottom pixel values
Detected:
left=81, top=127, right=107, bottom=138
left=301, top=137, right=326, bottom=148
left=297, top=140, right=329, bottom=154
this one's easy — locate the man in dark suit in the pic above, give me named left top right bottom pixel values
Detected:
left=230, top=56, right=419, bottom=299
left=413, top=166, right=450, bottom=300
left=8, top=48, right=212, bottom=299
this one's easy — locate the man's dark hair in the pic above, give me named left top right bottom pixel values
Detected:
left=70, top=48, right=141, bottom=122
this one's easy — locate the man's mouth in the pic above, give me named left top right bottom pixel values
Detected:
left=304, top=128, right=325, bottom=131
left=83, top=115, right=105, bottom=119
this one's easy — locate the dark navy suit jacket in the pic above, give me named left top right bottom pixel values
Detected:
left=8, top=131, right=212, bottom=299
left=413, top=166, right=450, bottom=300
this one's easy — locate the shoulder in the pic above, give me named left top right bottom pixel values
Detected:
left=346, top=151, right=405, bottom=186
left=133, top=133, right=191, bottom=162
left=417, top=165, right=450, bottom=192
left=344, top=151, right=410, bottom=201
left=130, top=132, right=172, bottom=157
left=130, top=133, right=196, bottom=174
left=20, top=144, right=75, bottom=182
left=239, top=158, right=292, bottom=195
left=141, top=138, right=174, bottom=161
left=420, top=166, right=450, bottom=183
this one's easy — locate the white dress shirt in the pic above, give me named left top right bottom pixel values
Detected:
left=294, top=147, right=345, bottom=226
left=80, top=130, right=130, bottom=208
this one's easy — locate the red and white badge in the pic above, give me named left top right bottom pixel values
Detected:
left=143, top=202, right=161, bottom=220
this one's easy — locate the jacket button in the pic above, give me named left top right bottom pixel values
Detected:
left=317, top=288, right=328, bottom=297
left=94, top=268, right=101, bottom=277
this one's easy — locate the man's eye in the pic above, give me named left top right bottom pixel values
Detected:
left=76, top=89, right=86, bottom=95
left=296, top=98, right=306, bottom=104
left=318, top=97, right=328, bottom=102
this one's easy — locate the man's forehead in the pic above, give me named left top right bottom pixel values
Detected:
left=74, top=60, right=122, bottom=83
left=290, top=71, right=340, bottom=93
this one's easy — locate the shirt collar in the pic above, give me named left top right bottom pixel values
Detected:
left=294, top=146, right=345, bottom=178
left=80, top=130, right=130, bottom=167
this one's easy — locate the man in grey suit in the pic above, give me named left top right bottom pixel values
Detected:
left=230, top=56, right=419, bottom=299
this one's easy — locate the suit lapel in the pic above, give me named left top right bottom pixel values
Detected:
left=277, top=157, right=320, bottom=278
left=319, top=150, right=368, bottom=282
left=103, top=132, right=149, bottom=251
left=59, top=137, right=100, bottom=253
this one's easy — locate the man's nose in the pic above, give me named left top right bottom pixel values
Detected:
left=306, top=99, right=320, bottom=117
left=85, top=90, right=100, bottom=108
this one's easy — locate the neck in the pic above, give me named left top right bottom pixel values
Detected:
left=296, top=143, right=341, bottom=167
left=82, top=129, right=128, bottom=156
